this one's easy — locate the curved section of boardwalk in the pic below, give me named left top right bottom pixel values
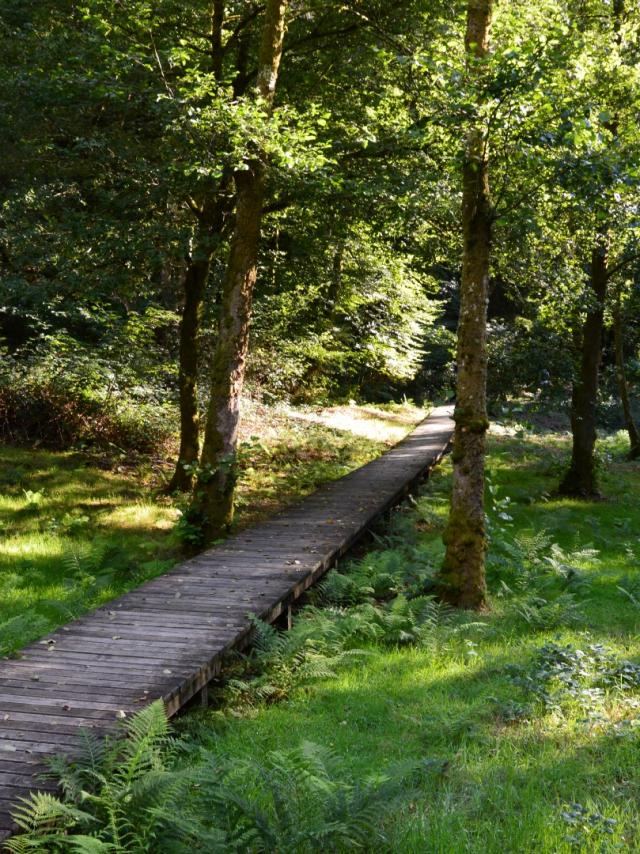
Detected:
left=0, top=405, right=453, bottom=839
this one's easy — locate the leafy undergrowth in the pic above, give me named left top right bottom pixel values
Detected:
left=0, top=400, right=425, bottom=656
left=8, top=701, right=434, bottom=853
left=11, top=425, right=640, bottom=851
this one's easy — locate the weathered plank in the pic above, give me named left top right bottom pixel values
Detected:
left=0, top=404, right=453, bottom=842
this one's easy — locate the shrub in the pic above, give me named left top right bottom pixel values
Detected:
left=0, top=341, right=174, bottom=453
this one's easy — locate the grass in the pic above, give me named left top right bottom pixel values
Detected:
left=0, top=400, right=425, bottom=656
left=174, top=425, right=640, bottom=853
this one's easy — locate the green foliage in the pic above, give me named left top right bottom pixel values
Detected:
left=7, top=429, right=640, bottom=852
left=9, top=702, right=430, bottom=853
left=180, top=740, right=429, bottom=852
left=7, top=701, right=187, bottom=853
left=250, top=230, right=439, bottom=400
left=0, top=444, right=180, bottom=655
left=511, top=592, right=585, bottom=631
left=222, top=535, right=482, bottom=708
left=507, top=641, right=640, bottom=716
left=0, top=340, right=174, bottom=452
left=0, top=404, right=422, bottom=657
left=179, top=431, right=640, bottom=851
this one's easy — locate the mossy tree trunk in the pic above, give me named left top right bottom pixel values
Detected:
left=190, top=0, right=288, bottom=544
left=613, top=290, right=640, bottom=460
left=559, top=246, right=609, bottom=497
left=167, top=200, right=228, bottom=492
left=436, top=0, right=493, bottom=611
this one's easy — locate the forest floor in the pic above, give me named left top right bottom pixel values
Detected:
left=171, top=423, right=640, bottom=853
left=0, top=399, right=425, bottom=656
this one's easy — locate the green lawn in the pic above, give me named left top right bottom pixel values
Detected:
left=176, top=427, right=640, bottom=853
left=0, top=401, right=424, bottom=656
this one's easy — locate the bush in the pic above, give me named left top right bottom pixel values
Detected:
left=0, top=340, right=175, bottom=453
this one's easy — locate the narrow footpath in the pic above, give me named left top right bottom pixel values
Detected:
left=0, top=404, right=454, bottom=840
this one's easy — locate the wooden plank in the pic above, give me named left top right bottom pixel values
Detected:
left=0, top=662, right=169, bottom=688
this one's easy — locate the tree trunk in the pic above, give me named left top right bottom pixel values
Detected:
left=166, top=238, right=210, bottom=492
left=560, top=0, right=626, bottom=491
left=166, top=0, right=227, bottom=492
left=613, top=292, right=640, bottom=460
left=189, top=0, right=288, bottom=545
left=559, top=243, right=608, bottom=497
left=609, top=0, right=637, bottom=458
left=210, top=0, right=224, bottom=79
left=166, top=197, right=229, bottom=492
left=436, top=0, right=493, bottom=610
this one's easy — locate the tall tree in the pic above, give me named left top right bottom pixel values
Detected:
left=559, top=0, right=627, bottom=496
left=166, top=1, right=237, bottom=493
left=559, top=241, right=609, bottom=496
left=189, top=0, right=288, bottom=543
left=436, top=0, right=493, bottom=610
left=167, top=200, right=228, bottom=493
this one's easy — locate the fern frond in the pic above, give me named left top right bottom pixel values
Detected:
left=7, top=792, right=93, bottom=846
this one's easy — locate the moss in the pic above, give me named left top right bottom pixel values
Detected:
left=438, top=501, right=488, bottom=609
left=450, top=443, right=465, bottom=464
left=453, top=407, right=490, bottom=435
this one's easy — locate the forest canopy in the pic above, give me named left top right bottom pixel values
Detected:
left=0, top=0, right=639, bottom=545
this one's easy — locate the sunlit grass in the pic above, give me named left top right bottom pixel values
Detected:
left=233, top=400, right=427, bottom=521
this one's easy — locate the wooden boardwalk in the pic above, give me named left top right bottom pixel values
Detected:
left=0, top=405, right=453, bottom=840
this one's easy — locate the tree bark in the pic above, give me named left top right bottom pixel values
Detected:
left=210, top=0, right=224, bottom=79
left=166, top=196, right=230, bottom=492
left=613, top=291, right=640, bottom=460
left=436, top=0, right=493, bottom=610
left=189, top=0, right=288, bottom=544
left=166, top=235, right=210, bottom=492
left=559, top=243, right=608, bottom=496
left=166, top=0, right=228, bottom=492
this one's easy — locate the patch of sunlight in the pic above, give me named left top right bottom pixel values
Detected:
left=285, top=402, right=426, bottom=443
left=0, top=533, right=65, bottom=560
left=101, top=502, right=178, bottom=530
left=0, top=495, right=26, bottom=510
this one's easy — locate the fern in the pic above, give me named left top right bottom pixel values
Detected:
left=6, top=792, right=95, bottom=853
left=0, top=612, right=52, bottom=656
left=62, top=542, right=108, bottom=579
left=9, top=722, right=434, bottom=853
left=9, top=701, right=188, bottom=853
left=618, top=578, right=640, bottom=609
left=316, top=570, right=373, bottom=606
left=186, top=741, right=432, bottom=852
left=514, top=592, right=585, bottom=630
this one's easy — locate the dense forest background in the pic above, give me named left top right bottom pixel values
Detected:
left=2, top=0, right=637, bottom=451
left=0, top=0, right=639, bottom=578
